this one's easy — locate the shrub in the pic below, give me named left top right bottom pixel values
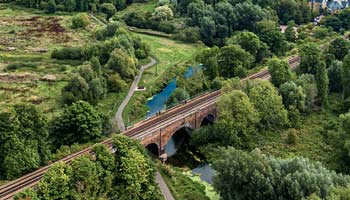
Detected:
left=5, top=62, right=37, bottom=71
left=287, top=129, right=298, bottom=145
left=174, top=27, right=200, bottom=43
left=158, top=20, right=176, bottom=33
left=72, top=13, right=90, bottom=29
left=100, top=3, right=116, bottom=19
left=107, top=73, right=127, bottom=92
left=51, top=47, right=84, bottom=60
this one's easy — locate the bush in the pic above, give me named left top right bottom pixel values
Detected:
left=51, top=47, right=84, bottom=60
left=5, top=62, right=37, bottom=71
left=158, top=20, right=176, bottom=34
left=124, top=12, right=147, bottom=28
left=107, top=73, right=127, bottom=92
left=287, top=129, right=298, bottom=145
left=100, top=3, right=116, bottom=19
left=72, top=13, right=90, bottom=29
left=174, top=27, right=200, bottom=43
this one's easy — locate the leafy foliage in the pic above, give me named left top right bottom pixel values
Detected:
left=51, top=101, right=102, bottom=147
left=268, top=58, right=293, bottom=88
left=0, top=104, right=50, bottom=179
left=211, top=147, right=350, bottom=200
left=248, top=80, right=289, bottom=130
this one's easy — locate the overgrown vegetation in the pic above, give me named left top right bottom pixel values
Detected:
left=15, top=135, right=163, bottom=200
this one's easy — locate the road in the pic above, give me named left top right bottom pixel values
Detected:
left=0, top=57, right=300, bottom=199
left=115, top=57, right=157, bottom=132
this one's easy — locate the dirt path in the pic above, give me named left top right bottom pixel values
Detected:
left=115, top=57, right=157, bottom=132
left=156, top=172, right=175, bottom=200
left=89, top=13, right=173, bottom=199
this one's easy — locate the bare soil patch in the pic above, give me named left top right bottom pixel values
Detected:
left=0, top=73, right=39, bottom=83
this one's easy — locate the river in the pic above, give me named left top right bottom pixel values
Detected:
left=146, top=65, right=215, bottom=184
left=146, top=65, right=201, bottom=118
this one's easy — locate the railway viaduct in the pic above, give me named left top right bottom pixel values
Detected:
left=0, top=56, right=300, bottom=199
left=140, top=101, right=217, bottom=158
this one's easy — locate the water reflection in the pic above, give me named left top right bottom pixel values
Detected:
left=192, top=164, right=216, bottom=184
left=146, top=66, right=200, bottom=118
left=146, top=79, right=176, bottom=118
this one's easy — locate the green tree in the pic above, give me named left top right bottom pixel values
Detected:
left=47, top=0, right=56, bottom=13
left=166, top=88, right=190, bottom=107
left=279, top=81, right=306, bottom=112
left=217, top=45, right=254, bottom=78
left=196, top=47, right=219, bottom=80
left=79, top=65, right=95, bottom=83
left=2, top=143, right=40, bottom=180
left=325, top=15, right=342, bottom=32
left=284, top=20, right=297, bottom=42
left=248, top=81, right=289, bottom=129
left=64, top=0, right=76, bottom=12
left=105, top=48, right=137, bottom=81
left=328, top=37, right=350, bottom=60
left=51, top=101, right=102, bottom=147
left=14, top=188, right=39, bottom=200
left=0, top=104, right=50, bottom=179
left=177, top=70, right=209, bottom=96
left=151, top=5, right=174, bottom=21
left=316, top=61, right=329, bottom=107
left=107, top=73, right=127, bottom=92
left=256, top=20, right=287, bottom=56
left=299, top=42, right=322, bottom=74
left=215, top=90, right=259, bottom=147
left=212, top=147, right=350, bottom=200
left=268, top=58, right=293, bottom=87
left=70, top=156, right=109, bottom=199
left=62, top=75, right=89, bottom=105
left=231, top=2, right=271, bottom=31
left=112, top=135, right=157, bottom=199
left=100, top=3, right=116, bottom=19
left=295, top=74, right=318, bottom=111
left=226, top=31, right=270, bottom=63
left=37, top=162, right=72, bottom=200
left=115, top=0, right=126, bottom=10
left=71, top=13, right=90, bottom=29
left=88, top=78, right=106, bottom=104
left=343, top=52, right=350, bottom=99
left=90, top=57, right=102, bottom=77
left=328, top=60, right=343, bottom=93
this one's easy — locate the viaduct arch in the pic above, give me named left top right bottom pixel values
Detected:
left=139, top=103, right=217, bottom=160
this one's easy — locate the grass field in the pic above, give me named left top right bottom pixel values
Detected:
left=115, top=0, right=158, bottom=18
left=257, top=94, right=346, bottom=172
left=0, top=4, right=131, bottom=121
left=0, top=4, right=118, bottom=118
left=123, top=33, right=205, bottom=124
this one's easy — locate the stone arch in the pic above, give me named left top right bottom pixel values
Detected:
left=200, top=113, right=215, bottom=127
left=164, top=125, right=193, bottom=157
left=145, top=143, right=159, bottom=157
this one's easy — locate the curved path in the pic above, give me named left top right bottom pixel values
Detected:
left=116, top=57, right=157, bottom=131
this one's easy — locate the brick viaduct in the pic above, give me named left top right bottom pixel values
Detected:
left=139, top=103, right=218, bottom=158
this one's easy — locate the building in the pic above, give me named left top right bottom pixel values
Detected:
left=309, top=0, right=328, bottom=13
left=309, top=0, right=350, bottom=14
left=327, top=0, right=350, bottom=13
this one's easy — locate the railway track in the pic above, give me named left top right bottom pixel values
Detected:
left=0, top=56, right=300, bottom=200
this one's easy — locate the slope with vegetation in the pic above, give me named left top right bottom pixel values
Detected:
left=4, top=0, right=350, bottom=199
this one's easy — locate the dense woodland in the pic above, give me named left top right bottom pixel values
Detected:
left=3, top=0, right=350, bottom=199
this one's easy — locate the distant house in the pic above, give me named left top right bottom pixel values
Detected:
left=309, top=0, right=328, bottom=13
left=309, top=0, right=350, bottom=14
left=327, top=0, right=344, bottom=12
